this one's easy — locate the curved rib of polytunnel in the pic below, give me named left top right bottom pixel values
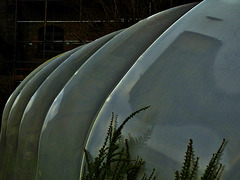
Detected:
left=85, top=0, right=240, bottom=179
left=1, top=56, right=54, bottom=141
left=13, top=30, right=121, bottom=180
left=0, top=47, right=81, bottom=180
left=35, top=4, right=197, bottom=180
left=0, top=56, right=56, bottom=174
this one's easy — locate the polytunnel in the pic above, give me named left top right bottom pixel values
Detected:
left=1, top=0, right=240, bottom=179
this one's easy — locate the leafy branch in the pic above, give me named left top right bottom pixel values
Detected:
left=82, top=106, right=155, bottom=180
left=81, top=106, right=226, bottom=180
left=175, top=139, right=226, bottom=180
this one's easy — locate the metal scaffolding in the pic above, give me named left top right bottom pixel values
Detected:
left=8, top=0, right=200, bottom=88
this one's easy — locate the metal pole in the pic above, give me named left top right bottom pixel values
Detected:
left=43, top=0, right=48, bottom=59
left=149, top=0, right=152, bottom=15
left=13, top=0, right=18, bottom=89
left=114, top=0, right=117, bottom=30
left=80, top=0, right=82, bottom=43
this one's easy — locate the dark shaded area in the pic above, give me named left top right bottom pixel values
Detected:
left=206, top=16, right=223, bottom=21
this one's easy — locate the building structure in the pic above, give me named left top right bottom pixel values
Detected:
left=0, top=0, right=200, bottom=127
left=1, top=0, right=240, bottom=179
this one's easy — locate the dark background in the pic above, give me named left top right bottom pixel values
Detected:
left=0, top=0, right=201, bottom=129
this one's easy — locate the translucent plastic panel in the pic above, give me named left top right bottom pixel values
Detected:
left=37, top=4, right=196, bottom=180
left=13, top=30, right=120, bottom=180
left=0, top=56, right=54, bottom=177
left=85, top=0, right=240, bottom=179
left=0, top=47, right=81, bottom=180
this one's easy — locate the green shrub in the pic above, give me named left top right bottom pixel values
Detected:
left=82, top=106, right=226, bottom=180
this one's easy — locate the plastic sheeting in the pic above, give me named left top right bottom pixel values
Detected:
left=2, top=0, right=240, bottom=179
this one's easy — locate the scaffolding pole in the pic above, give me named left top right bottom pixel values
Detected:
left=79, top=0, right=82, bottom=42
left=43, top=0, right=48, bottom=59
left=13, top=0, right=18, bottom=89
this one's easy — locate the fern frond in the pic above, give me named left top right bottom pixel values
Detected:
left=108, top=112, right=114, bottom=143
left=189, top=157, right=199, bottom=179
left=114, top=114, right=118, bottom=131
left=125, top=139, right=130, bottom=165
left=81, top=164, right=87, bottom=180
left=147, top=168, right=156, bottom=180
left=82, top=106, right=155, bottom=180
left=201, top=139, right=226, bottom=180
left=180, top=139, right=194, bottom=179
left=213, top=163, right=223, bottom=179
left=142, top=173, right=147, bottom=180
left=83, top=148, right=93, bottom=178
left=117, top=106, right=150, bottom=134
left=175, top=171, right=180, bottom=180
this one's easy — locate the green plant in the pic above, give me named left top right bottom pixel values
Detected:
left=81, top=106, right=156, bottom=180
left=175, top=139, right=226, bottom=180
left=82, top=106, right=226, bottom=180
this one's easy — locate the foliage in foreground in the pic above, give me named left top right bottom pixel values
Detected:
left=81, top=106, right=155, bottom=180
left=82, top=106, right=226, bottom=180
left=175, top=139, right=226, bottom=180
